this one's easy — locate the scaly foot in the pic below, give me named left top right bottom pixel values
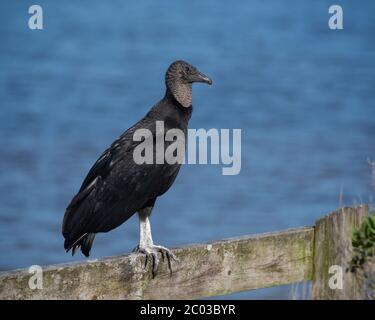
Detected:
left=133, top=244, right=179, bottom=278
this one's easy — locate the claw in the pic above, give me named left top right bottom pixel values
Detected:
left=169, top=251, right=179, bottom=262
left=151, top=253, right=159, bottom=278
left=133, top=244, right=178, bottom=277
left=166, top=252, right=172, bottom=275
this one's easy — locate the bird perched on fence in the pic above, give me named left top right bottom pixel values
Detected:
left=62, top=60, right=212, bottom=276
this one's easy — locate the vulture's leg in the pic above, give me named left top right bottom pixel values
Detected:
left=133, top=205, right=178, bottom=277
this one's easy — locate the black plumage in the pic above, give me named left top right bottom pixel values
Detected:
left=62, top=61, right=212, bottom=266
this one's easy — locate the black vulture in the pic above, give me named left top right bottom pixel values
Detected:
left=62, top=60, right=212, bottom=276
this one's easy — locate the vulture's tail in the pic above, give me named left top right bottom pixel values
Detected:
left=64, top=233, right=96, bottom=257
left=62, top=177, right=100, bottom=257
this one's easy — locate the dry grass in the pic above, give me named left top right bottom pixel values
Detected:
left=289, top=281, right=311, bottom=300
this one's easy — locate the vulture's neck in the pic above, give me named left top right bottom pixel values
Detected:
left=166, top=81, right=192, bottom=108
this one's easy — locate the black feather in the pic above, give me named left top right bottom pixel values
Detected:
left=62, top=61, right=210, bottom=257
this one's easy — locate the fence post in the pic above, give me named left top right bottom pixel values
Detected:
left=312, top=205, right=368, bottom=299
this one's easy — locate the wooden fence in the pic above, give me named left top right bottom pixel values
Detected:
left=0, top=205, right=369, bottom=299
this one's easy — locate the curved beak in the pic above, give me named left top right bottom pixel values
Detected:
left=192, top=71, right=213, bottom=85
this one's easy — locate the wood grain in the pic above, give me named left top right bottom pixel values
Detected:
left=312, top=205, right=368, bottom=299
left=0, top=227, right=314, bottom=300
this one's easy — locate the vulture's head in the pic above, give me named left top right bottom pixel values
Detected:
left=165, top=60, right=212, bottom=108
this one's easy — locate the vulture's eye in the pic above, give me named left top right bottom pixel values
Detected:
left=185, top=66, right=191, bottom=73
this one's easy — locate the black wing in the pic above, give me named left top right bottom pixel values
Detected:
left=62, top=114, right=181, bottom=251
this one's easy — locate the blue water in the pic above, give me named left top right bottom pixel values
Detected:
left=0, top=1, right=374, bottom=299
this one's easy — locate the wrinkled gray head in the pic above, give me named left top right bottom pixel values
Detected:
left=165, top=60, right=212, bottom=108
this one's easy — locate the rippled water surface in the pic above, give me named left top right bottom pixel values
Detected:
left=0, top=1, right=374, bottom=299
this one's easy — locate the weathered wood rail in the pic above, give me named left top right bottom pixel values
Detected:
left=0, top=205, right=369, bottom=300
